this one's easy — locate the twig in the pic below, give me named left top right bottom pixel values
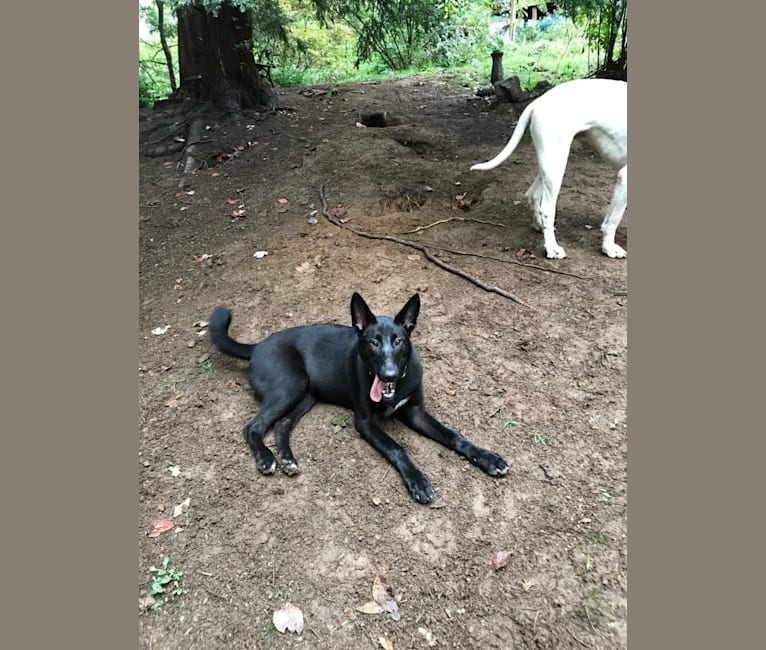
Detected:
left=401, top=216, right=506, bottom=234
left=566, top=626, right=591, bottom=648
left=584, top=606, right=606, bottom=640
left=318, top=179, right=528, bottom=306
left=426, top=244, right=594, bottom=280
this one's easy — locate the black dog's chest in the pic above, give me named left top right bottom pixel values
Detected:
left=380, top=394, right=411, bottom=417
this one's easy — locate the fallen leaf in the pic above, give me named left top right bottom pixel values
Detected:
left=175, top=191, right=186, bottom=198
left=355, top=601, right=384, bottom=615
left=168, top=466, right=181, bottom=477
left=273, top=602, right=304, bottom=634
left=278, top=198, right=289, bottom=204
left=491, top=550, right=512, bottom=571
left=227, top=198, right=238, bottom=204
left=173, top=498, right=191, bottom=518
left=231, top=210, right=243, bottom=217
left=152, top=325, right=171, bottom=336
left=378, top=636, right=394, bottom=650
left=321, top=138, right=330, bottom=144
left=211, top=172, right=221, bottom=177
left=372, top=575, right=401, bottom=621
left=148, top=519, right=174, bottom=538
left=295, top=261, right=312, bottom=273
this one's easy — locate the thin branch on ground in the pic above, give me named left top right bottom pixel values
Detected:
left=566, top=626, right=591, bottom=648
left=424, top=243, right=594, bottom=280
left=401, top=216, right=506, bottom=234
left=319, top=179, right=528, bottom=306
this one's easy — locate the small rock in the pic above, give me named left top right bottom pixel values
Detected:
left=187, top=340, right=196, bottom=348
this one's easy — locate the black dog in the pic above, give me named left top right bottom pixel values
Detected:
left=208, top=293, right=508, bottom=503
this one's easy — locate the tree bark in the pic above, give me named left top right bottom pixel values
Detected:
left=508, top=0, right=517, bottom=42
left=156, top=0, right=177, bottom=92
left=175, top=0, right=273, bottom=113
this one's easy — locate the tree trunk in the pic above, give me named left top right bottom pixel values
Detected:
left=175, top=0, right=273, bottom=114
left=156, top=1, right=177, bottom=92
left=508, top=0, right=517, bottom=42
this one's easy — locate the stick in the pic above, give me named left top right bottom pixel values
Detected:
left=400, top=216, right=506, bottom=234
left=425, top=244, right=594, bottom=280
left=566, top=626, right=591, bottom=648
left=318, top=179, right=528, bottom=306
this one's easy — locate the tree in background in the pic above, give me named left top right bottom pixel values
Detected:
left=558, top=0, right=626, bottom=79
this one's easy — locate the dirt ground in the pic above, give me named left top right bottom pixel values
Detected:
left=139, top=74, right=627, bottom=649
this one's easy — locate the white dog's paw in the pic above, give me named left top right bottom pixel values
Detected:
left=603, top=243, right=627, bottom=258
left=546, top=245, right=567, bottom=259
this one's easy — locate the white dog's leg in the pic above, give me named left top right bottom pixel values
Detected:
left=525, top=175, right=544, bottom=232
left=534, top=150, right=567, bottom=259
left=600, top=166, right=627, bottom=258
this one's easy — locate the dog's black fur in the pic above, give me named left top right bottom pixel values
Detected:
left=208, top=293, right=508, bottom=503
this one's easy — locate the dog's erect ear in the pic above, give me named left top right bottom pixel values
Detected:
left=394, top=294, right=420, bottom=334
left=351, top=292, right=377, bottom=333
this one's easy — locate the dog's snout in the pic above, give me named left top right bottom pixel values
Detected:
left=380, top=368, right=398, bottom=382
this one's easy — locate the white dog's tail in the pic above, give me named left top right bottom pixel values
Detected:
left=469, top=103, right=534, bottom=171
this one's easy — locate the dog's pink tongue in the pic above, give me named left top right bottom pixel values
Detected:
left=370, top=376, right=384, bottom=402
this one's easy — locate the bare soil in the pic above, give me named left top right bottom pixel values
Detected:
left=139, top=74, right=627, bottom=649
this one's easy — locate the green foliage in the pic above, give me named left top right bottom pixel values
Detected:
left=139, top=0, right=605, bottom=103
left=331, top=415, right=347, bottom=427
left=148, top=556, right=185, bottom=610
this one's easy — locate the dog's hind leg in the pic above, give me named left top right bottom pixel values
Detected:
left=396, top=404, right=509, bottom=477
left=273, top=393, right=318, bottom=476
left=243, top=389, right=307, bottom=475
left=600, top=166, right=627, bottom=258
left=525, top=174, right=545, bottom=232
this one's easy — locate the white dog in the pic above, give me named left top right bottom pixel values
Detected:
left=471, top=78, right=627, bottom=259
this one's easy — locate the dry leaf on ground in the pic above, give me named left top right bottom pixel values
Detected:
left=273, top=602, right=304, bottom=634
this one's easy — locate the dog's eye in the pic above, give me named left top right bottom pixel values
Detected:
left=369, top=339, right=380, bottom=348
left=393, top=338, right=403, bottom=347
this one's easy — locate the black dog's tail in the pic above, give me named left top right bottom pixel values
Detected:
left=208, top=306, right=255, bottom=360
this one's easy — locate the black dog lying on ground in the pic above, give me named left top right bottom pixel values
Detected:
left=209, top=293, right=508, bottom=503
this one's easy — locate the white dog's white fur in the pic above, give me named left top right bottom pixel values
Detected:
left=471, top=78, right=627, bottom=259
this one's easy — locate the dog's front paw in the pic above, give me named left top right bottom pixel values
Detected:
left=472, top=450, right=509, bottom=476
left=545, top=245, right=567, bottom=259
left=603, top=242, right=627, bottom=258
left=404, top=472, right=434, bottom=504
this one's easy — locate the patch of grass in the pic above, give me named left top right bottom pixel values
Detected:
left=148, top=556, right=185, bottom=610
left=597, top=492, right=612, bottom=506
left=331, top=415, right=347, bottom=428
left=275, top=584, right=291, bottom=602
left=490, top=402, right=505, bottom=417
left=503, top=418, right=520, bottom=428
left=609, top=417, right=627, bottom=430
left=584, top=556, right=594, bottom=572
left=529, top=431, right=547, bottom=446
left=158, top=376, right=185, bottom=393
left=199, top=360, right=213, bottom=376
left=262, top=622, right=277, bottom=639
